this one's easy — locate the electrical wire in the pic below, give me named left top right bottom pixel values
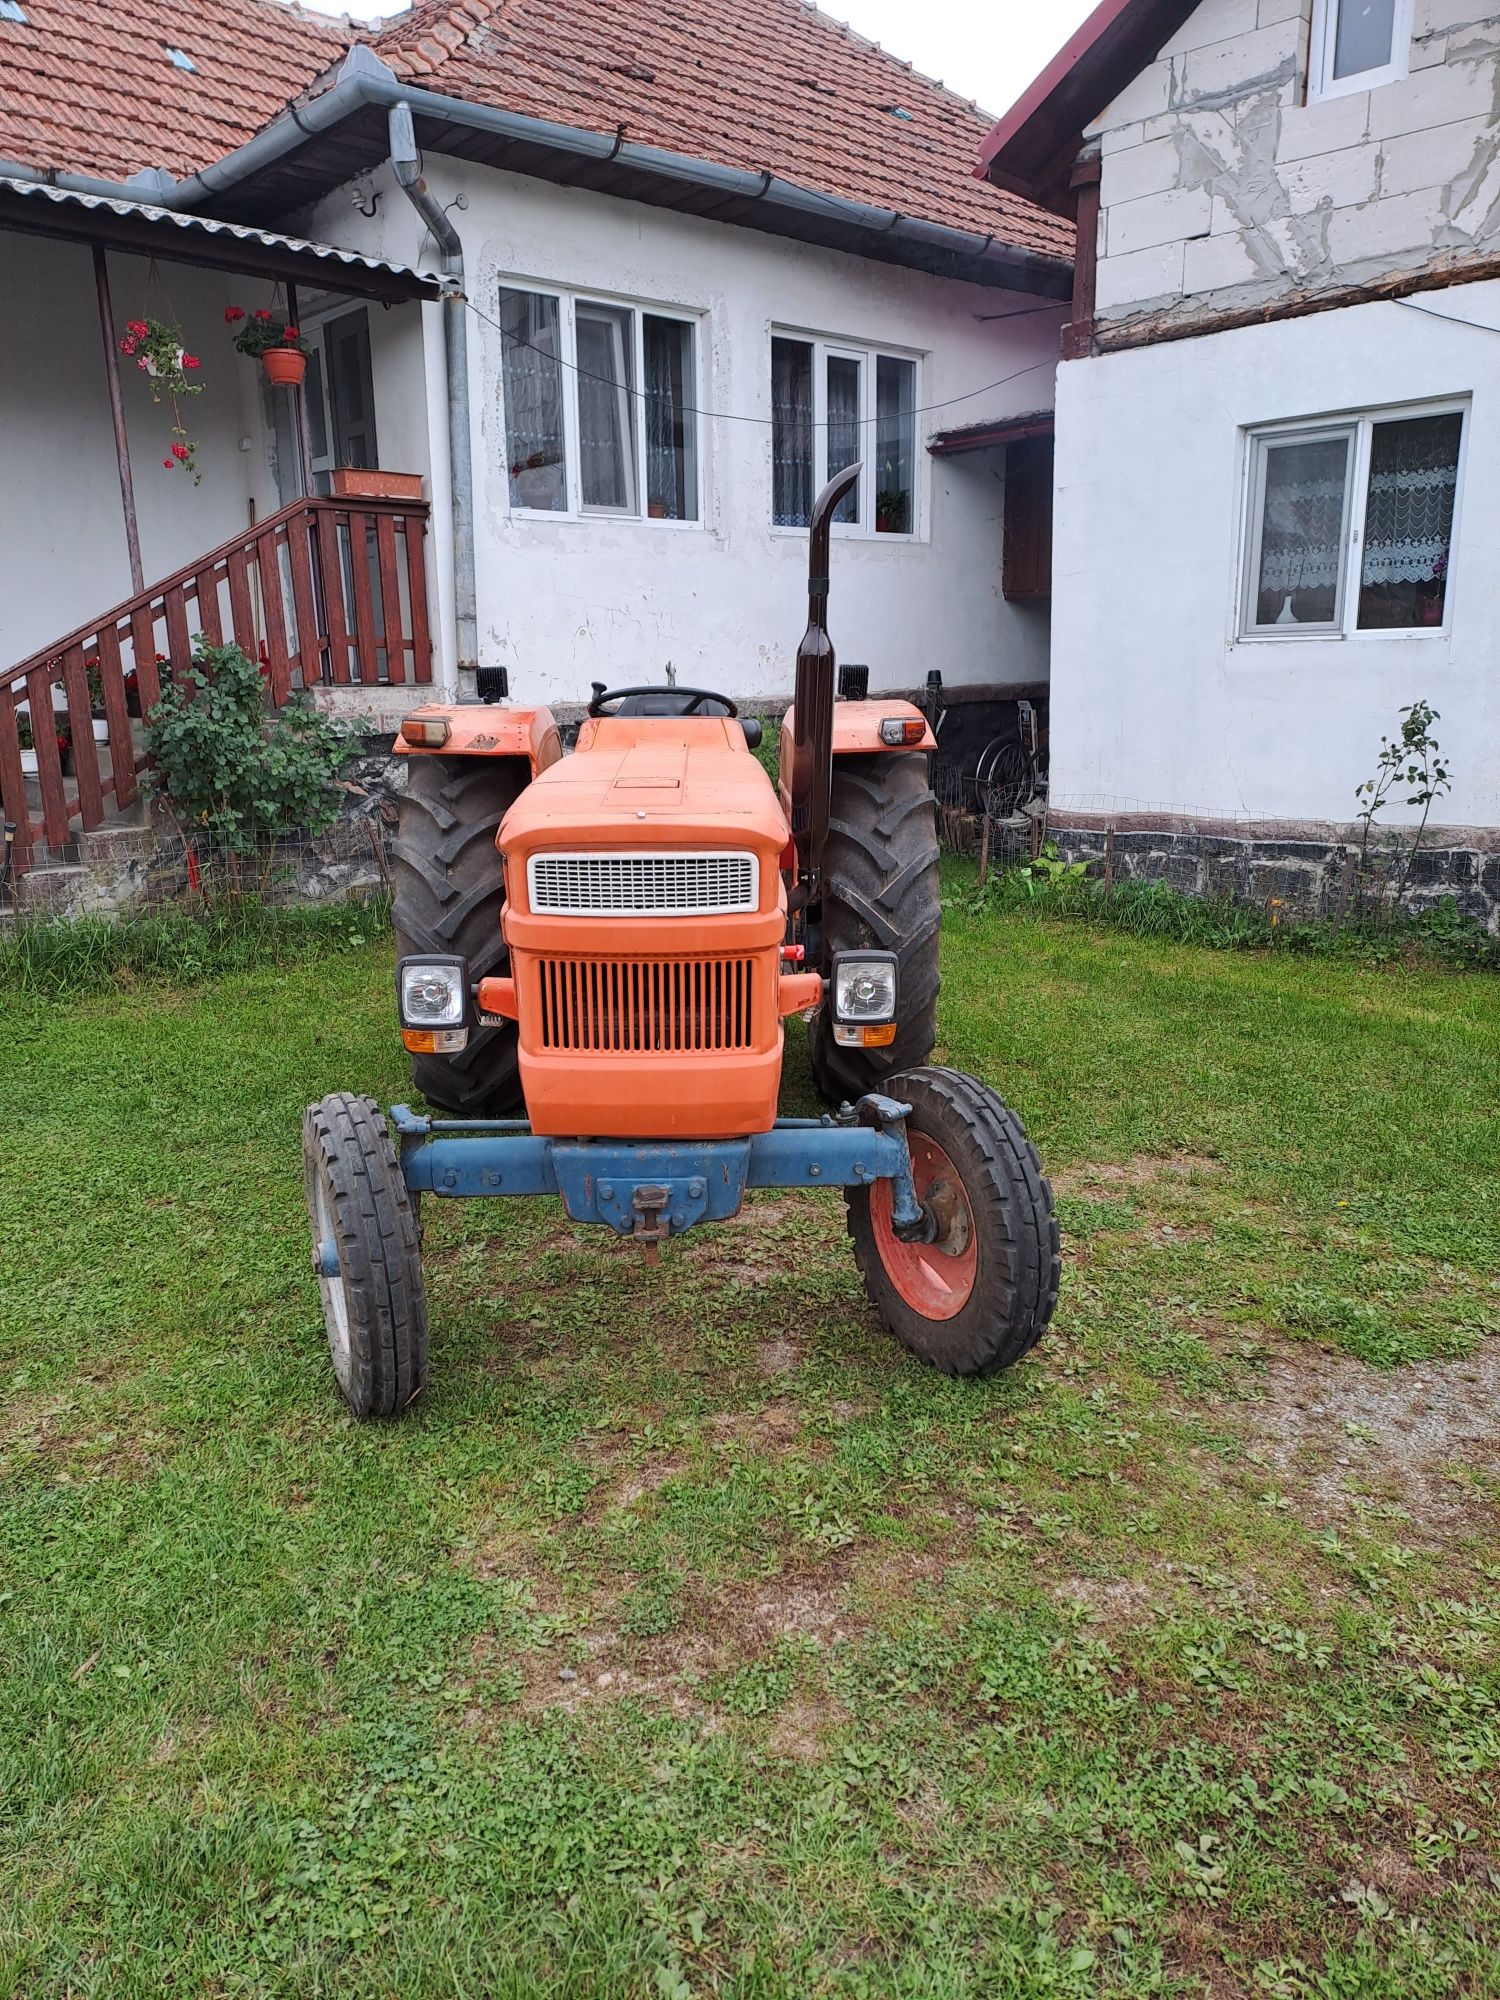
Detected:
left=460, top=291, right=1055, bottom=430
left=1392, top=294, right=1500, bottom=335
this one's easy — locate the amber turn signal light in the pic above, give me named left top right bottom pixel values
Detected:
left=878, top=717, right=927, bottom=747
left=400, top=713, right=452, bottom=749
left=401, top=1026, right=470, bottom=1054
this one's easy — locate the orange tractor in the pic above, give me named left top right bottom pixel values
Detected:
left=304, top=466, right=1058, bottom=1417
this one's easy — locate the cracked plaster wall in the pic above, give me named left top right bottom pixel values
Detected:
left=1087, top=0, right=1500, bottom=327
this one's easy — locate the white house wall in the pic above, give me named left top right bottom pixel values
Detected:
left=1049, top=280, right=1500, bottom=827
left=1086, top=0, right=1500, bottom=332
left=296, top=163, right=1065, bottom=707
left=0, top=236, right=278, bottom=665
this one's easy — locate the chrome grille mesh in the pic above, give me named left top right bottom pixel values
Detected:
left=535, top=956, right=755, bottom=1052
left=527, top=851, right=758, bottom=916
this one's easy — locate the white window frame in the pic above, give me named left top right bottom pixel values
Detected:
left=498, top=280, right=705, bottom=529
left=1308, top=0, right=1413, bottom=102
left=1237, top=398, right=1467, bottom=642
left=770, top=328, right=924, bottom=541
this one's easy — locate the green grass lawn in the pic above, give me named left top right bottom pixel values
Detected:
left=2, top=884, right=1498, bottom=1997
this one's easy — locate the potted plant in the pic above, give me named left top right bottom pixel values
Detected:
left=85, top=657, right=113, bottom=743
left=875, top=486, right=911, bottom=535
left=117, top=317, right=203, bottom=481
left=226, top=307, right=311, bottom=387
left=16, top=710, right=71, bottom=778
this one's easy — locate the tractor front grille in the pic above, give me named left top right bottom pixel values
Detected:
left=527, top=851, right=759, bottom=917
left=535, top=955, right=755, bottom=1053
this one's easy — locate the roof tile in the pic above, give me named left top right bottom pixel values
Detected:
left=0, top=0, right=1070, bottom=257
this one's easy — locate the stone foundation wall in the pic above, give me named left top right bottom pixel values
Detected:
left=1049, top=820, right=1500, bottom=932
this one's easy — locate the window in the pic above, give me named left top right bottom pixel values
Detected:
left=1240, top=405, right=1463, bottom=638
left=499, top=285, right=699, bottom=521
left=164, top=43, right=197, bottom=69
left=772, top=333, right=919, bottom=536
left=1308, top=0, right=1411, bottom=101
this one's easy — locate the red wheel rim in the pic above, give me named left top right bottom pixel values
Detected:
left=869, top=1133, right=978, bottom=1320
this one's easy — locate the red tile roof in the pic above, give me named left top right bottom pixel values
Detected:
left=0, top=0, right=1071, bottom=259
left=374, top=0, right=1072, bottom=256
left=0, top=0, right=347, bottom=183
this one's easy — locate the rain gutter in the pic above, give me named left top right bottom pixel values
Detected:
left=0, top=46, right=1072, bottom=296
left=387, top=100, right=477, bottom=690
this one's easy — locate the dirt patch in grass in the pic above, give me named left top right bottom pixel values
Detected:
left=754, top=1337, right=801, bottom=1378
left=767, top=1696, right=848, bottom=1760
left=1051, top=1152, right=1222, bottom=1197
left=1238, top=1336, right=1500, bottom=1542
left=513, top=1562, right=864, bottom=1718
left=1052, top=1574, right=1159, bottom=1626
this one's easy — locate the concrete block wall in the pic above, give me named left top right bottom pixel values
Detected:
left=1087, top=0, right=1500, bottom=330
left=1050, top=821, right=1500, bottom=929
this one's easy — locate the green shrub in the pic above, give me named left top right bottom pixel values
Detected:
left=144, top=642, right=363, bottom=853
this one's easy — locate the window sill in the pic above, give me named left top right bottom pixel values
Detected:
left=1233, top=625, right=1452, bottom=645
left=507, top=508, right=706, bottom=532
left=769, top=525, right=923, bottom=546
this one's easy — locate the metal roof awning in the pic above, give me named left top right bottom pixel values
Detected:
left=0, top=175, right=441, bottom=303
left=928, top=410, right=1054, bottom=455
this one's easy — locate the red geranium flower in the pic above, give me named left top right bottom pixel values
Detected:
left=253, top=308, right=272, bottom=322
left=283, top=325, right=299, bottom=339
left=163, top=457, right=174, bottom=469
left=118, top=336, right=137, bottom=355
left=171, top=442, right=190, bottom=461
left=127, top=318, right=148, bottom=336
left=182, top=354, right=200, bottom=368
left=224, top=306, right=245, bottom=322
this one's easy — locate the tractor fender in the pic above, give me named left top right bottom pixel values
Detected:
left=777, top=700, right=935, bottom=818
left=394, top=703, right=562, bottom=778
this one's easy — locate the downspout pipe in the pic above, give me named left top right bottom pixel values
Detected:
left=0, top=47, right=1072, bottom=297
left=387, top=99, right=478, bottom=693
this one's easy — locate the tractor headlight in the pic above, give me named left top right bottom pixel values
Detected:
left=831, top=951, right=898, bottom=1048
left=397, top=955, right=470, bottom=1053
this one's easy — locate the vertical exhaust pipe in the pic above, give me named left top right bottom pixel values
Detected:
left=790, top=461, right=861, bottom=887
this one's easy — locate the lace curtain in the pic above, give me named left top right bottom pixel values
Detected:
left=1360, top=413, right=1461, bottom=585
left=644, top=316, right=694, bottom=521
left=826, top=356, right=861, bottom=523
left=576, top=306, right=634, bottom=512
left=772, top=338, right=813, bottom=527
left=1257, top=436, right=1348, bottom=599
left=500, top=288, right=565, bottom=512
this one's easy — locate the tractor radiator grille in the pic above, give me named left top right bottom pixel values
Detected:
left=535, top=956, right=756, bottom=1053
left=527, top=851, right=758, bottom=916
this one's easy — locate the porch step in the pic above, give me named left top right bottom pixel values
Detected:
left=12, top=864, right=91, bottom=920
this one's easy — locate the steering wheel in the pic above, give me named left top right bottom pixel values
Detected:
left=587, top=683, right=739, bottom=718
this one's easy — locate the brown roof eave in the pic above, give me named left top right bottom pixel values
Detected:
left=973, top=0, right=1200, bottom=213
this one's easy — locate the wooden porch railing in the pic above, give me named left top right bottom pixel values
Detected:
left=1, top=493, right=431, bottom=877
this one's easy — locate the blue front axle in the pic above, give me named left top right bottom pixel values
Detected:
left=389, top=1095, right=924, bottom=1243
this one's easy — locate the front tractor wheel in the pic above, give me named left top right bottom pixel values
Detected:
left=392, top=752, right=527, bottom=1115
left=303, top=1093, right=428, bottom=1420
left=810, top=753, right=941, bottom=1103
left=848, top=1068, right=1059, bottom=1376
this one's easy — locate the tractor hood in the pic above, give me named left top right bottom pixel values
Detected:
left=498, top=717, right=789, bottom=868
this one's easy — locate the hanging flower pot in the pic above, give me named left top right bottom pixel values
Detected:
left=262, top=345, right=308, bottom=388
left=228, top=306, right=311, bottom=389
left=118, top=315, right=204, bottom=481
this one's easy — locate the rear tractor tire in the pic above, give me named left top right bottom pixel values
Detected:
left=810, top=752, right=941, bottom=1104
left=303, top=1093, right=428, bottom=1419
left=391, top=753, right=526, bottom=1115
left=848, top=1067, right=1059, bottom=1376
